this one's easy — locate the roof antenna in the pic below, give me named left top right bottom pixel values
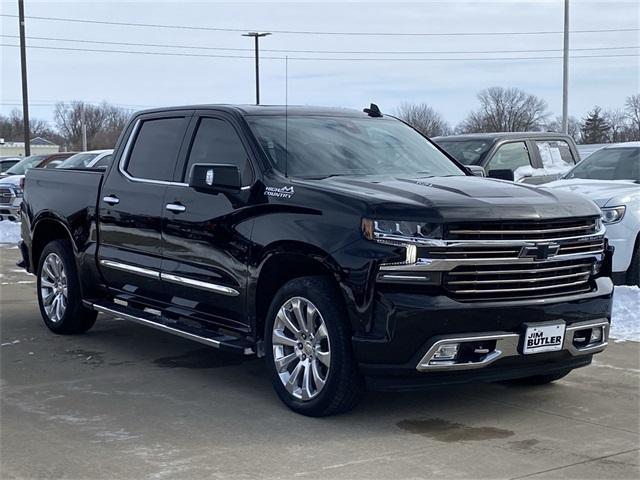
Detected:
left=364, top=103, right=382, bottom=117
left=284, top=55, right=289, bottom=178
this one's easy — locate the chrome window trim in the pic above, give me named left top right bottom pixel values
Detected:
left=161, top=273, right=240, bottom=297
left=118, top=119, right=189, bottom=187
left=119, top=118, right=253, bottom=189
left=99, top=259, right=160, bottom=279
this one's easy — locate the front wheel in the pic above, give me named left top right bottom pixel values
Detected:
left=265, top=276, right=364, bottom=416
left=37, top=240, right=97, bottom=334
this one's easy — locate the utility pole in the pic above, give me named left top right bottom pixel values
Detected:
left=562, top=0, right=570, bottom=134
left=242, top=32, right=271, bottom=105
left=81, top=105, right=87, bottom=151
left=18, top=0, right=31, bottom=156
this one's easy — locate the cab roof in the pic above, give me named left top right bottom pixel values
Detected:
left=135, top=104, right=375, bottom=118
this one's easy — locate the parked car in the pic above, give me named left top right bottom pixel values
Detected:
left=577, top=143, right=608, bottom=159
left=545, top=142, right=639, bottom=286
left=57, top=149, right=114, bottom=169
left=0, top=152, right=76, bottom=221
left=0, top=156, right=22, bottom=173
left=433, top=132, right=580, bottom=184
left=20, top=105, right=613, bottom=416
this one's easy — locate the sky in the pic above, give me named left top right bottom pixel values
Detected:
left=1, top=0, right=638, bottom=129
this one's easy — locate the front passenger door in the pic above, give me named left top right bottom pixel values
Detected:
left=161, top=114, right=256, bottom=333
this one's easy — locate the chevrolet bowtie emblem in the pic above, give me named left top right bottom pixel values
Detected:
left=520, top=243, right=560, bottom=260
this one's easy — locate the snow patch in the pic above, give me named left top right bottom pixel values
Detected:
left=0, top=221, right=21, bottom=244
left=610, top=286, right=640, bottom=342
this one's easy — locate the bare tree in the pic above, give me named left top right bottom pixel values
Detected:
left=395, top=102, right=451, bottom=137
left=625, top=93, right=640, bottom=140
left=604, top=109, right=630, bottom=142
left=0, top=109, right=57, bottom=142
left=54, top=101, right=131, bottom=150
left=544, top=115, right=580, bottom=142
left=457, top=87, right=549, bottom=133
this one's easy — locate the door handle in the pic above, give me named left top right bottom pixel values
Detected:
left=165, top=203, right=186, bottom=213
left=103, top=195, right=120, bottom=205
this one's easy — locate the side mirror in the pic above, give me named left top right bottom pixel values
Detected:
left=488, top=169, right=515, bottom=182
left=466, top=165, right=486, bottom=177
left=189, top=164, right=241, bottom=193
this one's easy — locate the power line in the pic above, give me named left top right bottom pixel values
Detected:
left=1, top=34, right=638, bottom=55
left=0, top=13, right=638, bottom=37
left=2, top=42, right=638, bottom=61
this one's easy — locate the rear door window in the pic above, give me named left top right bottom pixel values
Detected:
left=126, top=117, right=187, bottom=181
left=535, top=140, right=575, bottom=168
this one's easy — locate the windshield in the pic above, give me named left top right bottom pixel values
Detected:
left=435, top=139, right=493, bottom=165
left=564, top=147, right=639, bottom=182
left=246, top=116, right=464, bottom=178
left=58, top=153, right=99, bottom=168
left=4, top=155, right=46, bottom=175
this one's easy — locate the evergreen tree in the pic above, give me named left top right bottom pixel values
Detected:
left=580, top=106, right=610, bottom=144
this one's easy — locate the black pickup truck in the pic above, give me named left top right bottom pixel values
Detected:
left=20, top=105, right=613, bottom=416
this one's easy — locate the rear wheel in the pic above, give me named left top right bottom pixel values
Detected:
left=37, top=240, right=97, bottom=334
left=265, top=276, right=364, bottom=416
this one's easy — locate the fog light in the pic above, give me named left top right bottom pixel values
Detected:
left=432, top=343, right=460, bottom=361
left=590, top=327, right=603, bottom=343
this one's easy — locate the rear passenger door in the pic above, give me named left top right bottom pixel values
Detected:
left=97, top=111, right=192, bottom=302
left=161, top=112, right=256, bottom=332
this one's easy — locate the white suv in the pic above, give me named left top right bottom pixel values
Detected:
left=545, top=142, right=639, bottom=286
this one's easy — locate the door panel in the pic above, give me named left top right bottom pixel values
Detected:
left=97, top=113, right=190, bottom=302
left=161, top=115, right=256, bottom=331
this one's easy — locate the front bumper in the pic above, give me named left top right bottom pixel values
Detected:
left=353, top=276, right=613, bottom=388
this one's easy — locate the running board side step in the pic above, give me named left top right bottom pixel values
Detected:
left=90, top=301, right=252, bottom=355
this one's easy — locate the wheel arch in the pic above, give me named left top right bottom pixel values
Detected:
left=31, top=215, right=77, bottom=273
left=252, top=241, right=345, bottom=343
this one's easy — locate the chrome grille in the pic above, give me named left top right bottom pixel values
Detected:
left=444, top=259, right=595, bottom=301
left=445, top=217, right=599, bottom=241
left=0, top=187, right=13, bottom=205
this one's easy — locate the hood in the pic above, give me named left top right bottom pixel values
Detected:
left=293, top=175, right=601, bottom=221
left=544, top=179, right=640, bottom=207
left=0, top=174, right=23, bottom=187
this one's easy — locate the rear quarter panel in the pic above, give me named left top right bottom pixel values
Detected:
left=23, top=168, right=105, bottom=296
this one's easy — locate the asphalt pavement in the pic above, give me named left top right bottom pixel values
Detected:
left=1, top=245, right=638, bottom=479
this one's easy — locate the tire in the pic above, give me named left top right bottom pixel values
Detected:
left=264, top=276, right=364, bottom=416
left=626, top=239, right=640, bottom=287
left=504, top=370, right=571, bottom=386
left=37, top=240, right=97, bottom=334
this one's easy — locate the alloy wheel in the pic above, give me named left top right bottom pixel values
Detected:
left=40, top=253, right=68, bottom=323
left=272, top=296, right=331, bottom=401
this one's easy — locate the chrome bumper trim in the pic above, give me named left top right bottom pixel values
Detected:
left=416, top=318, right=609, bottom=372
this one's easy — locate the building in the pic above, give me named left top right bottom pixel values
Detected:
left=0, top=137, right=60, bottom=157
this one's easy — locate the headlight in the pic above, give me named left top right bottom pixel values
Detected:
left=601, top=206, right=626, bottom=224
left=13, top=187, right=23, bottom=198
left=362, top=218, right=442, bottom=244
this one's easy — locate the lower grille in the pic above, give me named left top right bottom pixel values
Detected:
left=0, top=188, right=13, bottom=204
left=444, top=259, right=595, bottom=301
